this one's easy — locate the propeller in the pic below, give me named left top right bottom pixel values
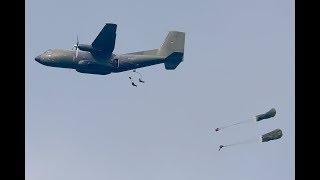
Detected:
left=73, top=35, right=79, bottom=60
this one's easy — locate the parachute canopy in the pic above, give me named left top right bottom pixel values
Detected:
left=255, top=108, right=276, bottom=121
left=262, top=129, right=283, bottom=142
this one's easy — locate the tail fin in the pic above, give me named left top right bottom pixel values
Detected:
left=158, top=31, right=185, bottom=70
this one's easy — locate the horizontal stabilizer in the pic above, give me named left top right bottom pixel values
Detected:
left=164, top=52, right=184, bottom=70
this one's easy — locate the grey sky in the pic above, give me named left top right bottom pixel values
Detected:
left=26, top=0, right=294, bottom=180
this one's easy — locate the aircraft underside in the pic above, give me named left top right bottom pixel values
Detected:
left=75, top=58, right=165, bottom=75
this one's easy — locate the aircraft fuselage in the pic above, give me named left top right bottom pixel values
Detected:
left=35, top=49, right=165, bottom=75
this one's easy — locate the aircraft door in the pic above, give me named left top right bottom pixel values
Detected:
left=111, top=58, right=119, bottom=68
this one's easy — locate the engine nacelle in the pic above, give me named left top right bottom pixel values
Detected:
left=78, top=44, right=94, bottom=52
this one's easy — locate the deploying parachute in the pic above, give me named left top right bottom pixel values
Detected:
left=218, top=128, right=283, bottom=151
left=214, top=108, right=277, bottom=132
left=214, top=107, right=282, bottom=151
left=261, top=128, right=283, bottom=142
left=256, top=108, right=276, bottom=121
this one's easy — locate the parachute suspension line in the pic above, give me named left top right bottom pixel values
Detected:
left=221, top=137, right=261, bottom=149
left=215, top=117, right=256, bottom=132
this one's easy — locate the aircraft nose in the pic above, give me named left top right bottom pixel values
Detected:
left=35, top=55, right=42, bottom=63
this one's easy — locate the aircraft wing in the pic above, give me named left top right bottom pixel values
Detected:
left=91, top=23, right=117, bottom=54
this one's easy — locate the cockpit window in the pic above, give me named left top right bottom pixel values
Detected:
left=44, top=50, right=52, bottom=55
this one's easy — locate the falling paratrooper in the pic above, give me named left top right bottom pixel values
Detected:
left=128, top=69, right=145, bottom=87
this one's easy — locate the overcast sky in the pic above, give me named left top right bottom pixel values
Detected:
left=26, top=0, right=294, bottom=180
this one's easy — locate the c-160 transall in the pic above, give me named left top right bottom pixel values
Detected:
left=35, top=23, right=185, bottom=76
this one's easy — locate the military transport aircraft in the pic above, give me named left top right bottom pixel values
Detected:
left=35, top=23, right=185, bottom=76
